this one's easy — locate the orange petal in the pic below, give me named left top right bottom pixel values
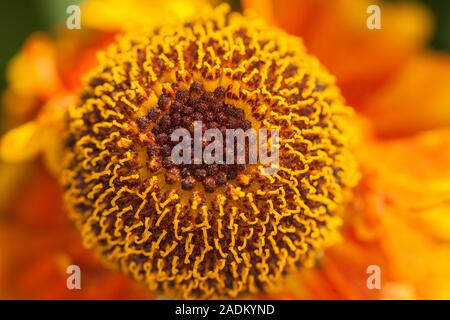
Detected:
left=0, top=222, right=151, bottom=299
left=6, top=33, right=62, bottom=100
left=0, top=162, right=30, bottom=215
left=358, top=127, right=450, bottom=211
left=363, top=53, right=450, bottom=136
left=1, top=92, right=72, bottom=176
left=11, top=165, right=65, bottom=230
left=381, top=211, right=450, bottom=299
left=0, top=121, right=43, bottom=163
left=354, top=127, right=450, bottom=298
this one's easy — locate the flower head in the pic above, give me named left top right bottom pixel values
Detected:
left=62, top=5, right=358, bottom=298
left=3, top=0, right=448, bottom=301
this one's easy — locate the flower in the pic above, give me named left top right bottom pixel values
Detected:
left=61, top=5, right=358, bottom=299
left=1, top=0, right=450, bottom=300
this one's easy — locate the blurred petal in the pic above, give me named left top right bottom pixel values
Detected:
left=358, top=127, right=450, bottom=211
left=53, top=30, right=115, bottom=90
left=6, top=33, right=62, bottom=101
left=0, top=121, right=42, bottom=163
left=1, top=93, right=72, bottom=174
left=82, top=0, right=209, bottom=31
left=381, top=211, right=450, bottom=299
left=357, top=127, right=450, bottom=299
left=0, top=226, right=151, bottom=299
left=363, top=53, right=450, bottom=136
left=0, top=164, right=150, bottom=299
left=9, top=165, right=65, bottom=229
left=0, top=163, right=30, bottom=215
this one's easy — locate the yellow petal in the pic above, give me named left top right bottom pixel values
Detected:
left=381, top=211, right=450, bottom=299
left=6, top=33, right=61, bottom=100
left=0, top=122, right=43, bottom=163
left=82, top=0, right=209, bottom=31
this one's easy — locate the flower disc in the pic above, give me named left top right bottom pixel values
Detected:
left=62, top=5, right=358, bottom=298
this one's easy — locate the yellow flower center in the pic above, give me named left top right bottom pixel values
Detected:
left=61, top=4, right=358, bottom=299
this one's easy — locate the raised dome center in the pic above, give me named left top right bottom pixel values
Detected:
left=141, top=82, right=252, bottom=192
left=61, top=4, right=358, bottom=299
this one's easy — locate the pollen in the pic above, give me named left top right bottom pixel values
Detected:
left=61, top=4, right=359, bottom=299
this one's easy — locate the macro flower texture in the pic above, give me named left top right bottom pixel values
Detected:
left=0, top=0, right=449, bottom=300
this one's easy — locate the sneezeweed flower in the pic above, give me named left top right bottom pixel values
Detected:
left=61, top=5, right=358, bottom=298
left=1, top=0, right=450, bottom=300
